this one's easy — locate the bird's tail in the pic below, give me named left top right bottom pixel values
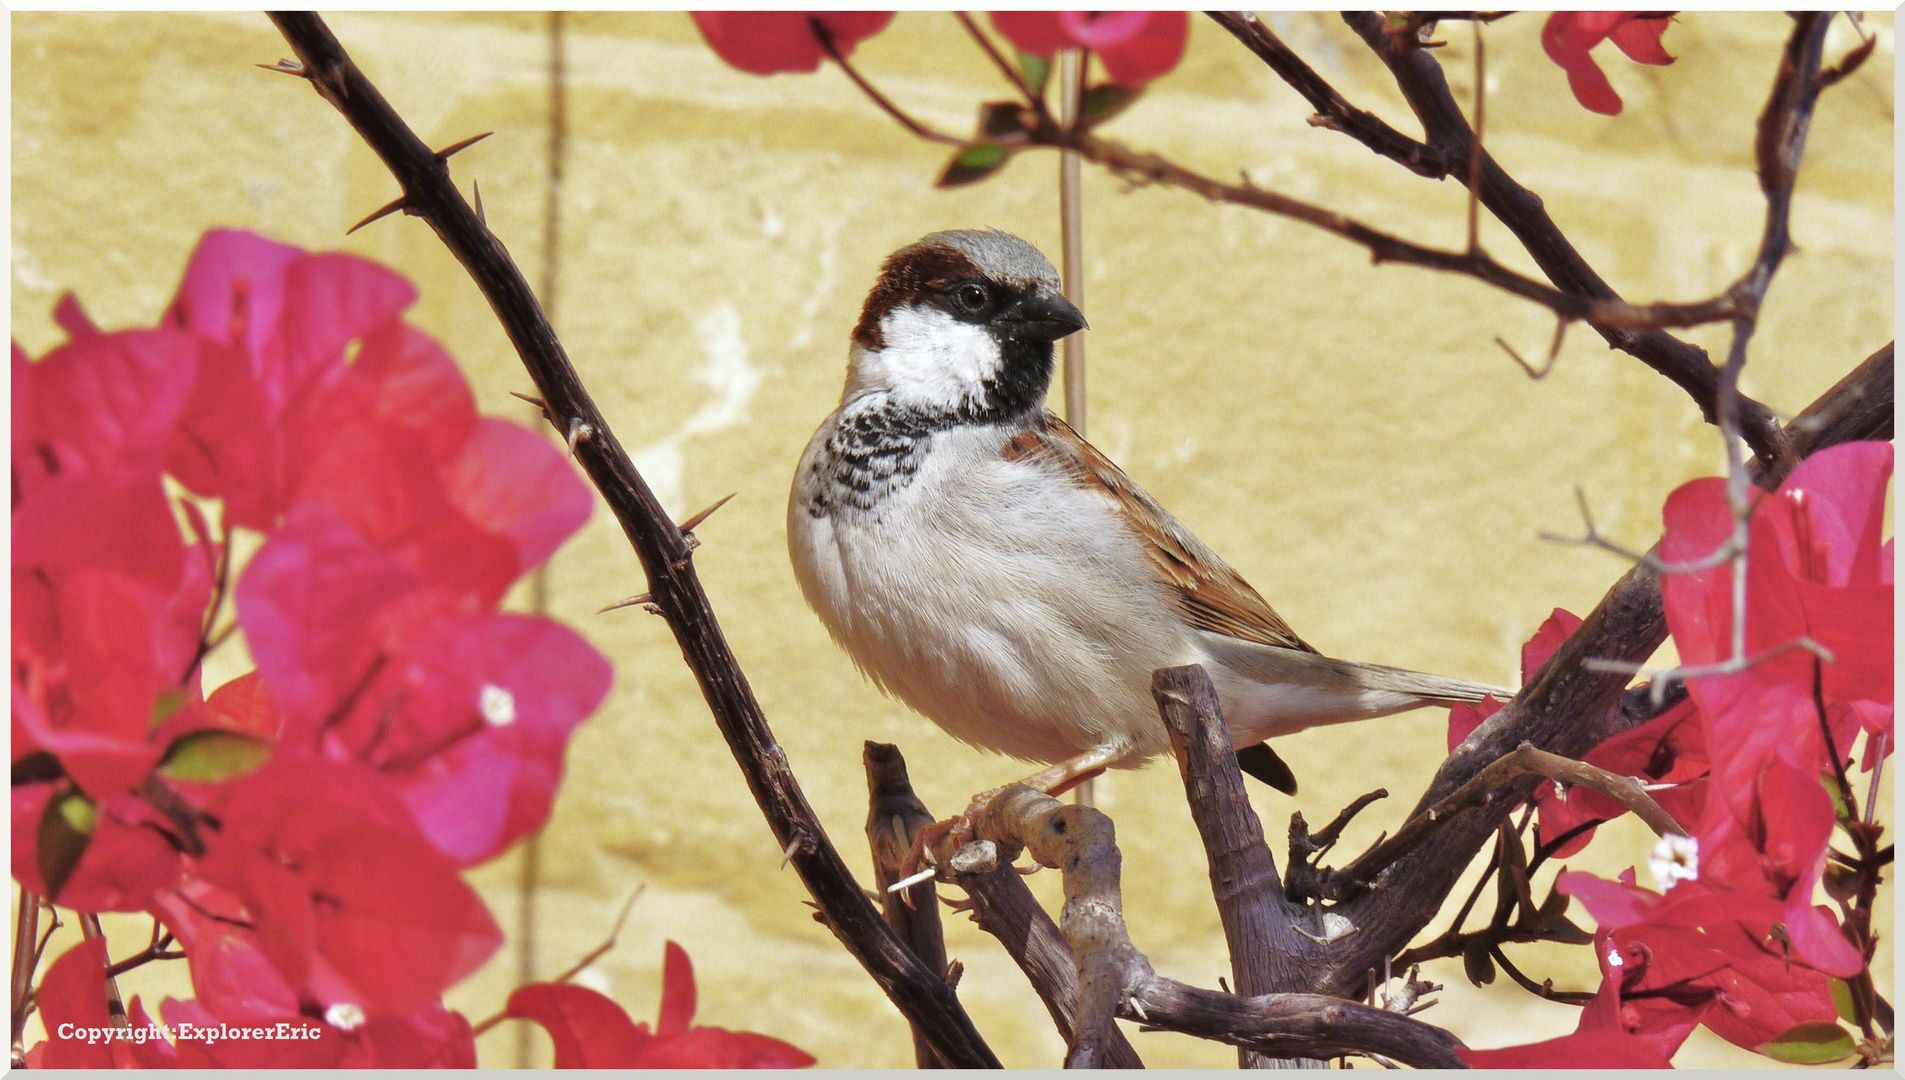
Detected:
left=1346, top=661, right=1510, bottom=706
left=1200, top=636, right=1513, bottom=741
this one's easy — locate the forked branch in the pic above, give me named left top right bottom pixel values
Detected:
left=940, top=785, right=1466, bottom=1068
left=1209, top=10, right=1798, bottom=471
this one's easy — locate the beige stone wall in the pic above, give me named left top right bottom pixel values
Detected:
left=12, top=10, right=1891, bottom=1068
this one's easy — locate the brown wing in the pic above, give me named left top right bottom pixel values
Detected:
left=1002, top=411, right=1317, bottom=654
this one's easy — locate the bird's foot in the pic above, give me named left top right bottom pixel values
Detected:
left=896, top=785, right=1011, bottom=885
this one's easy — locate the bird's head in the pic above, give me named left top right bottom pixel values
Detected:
left=843, top=230, right=1086, bottom=422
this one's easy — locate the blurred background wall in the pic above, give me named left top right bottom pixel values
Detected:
left=12, top=10, right=1892, bottom=1068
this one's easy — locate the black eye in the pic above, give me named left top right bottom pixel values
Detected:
left=952, top=283, right=990, bottom=314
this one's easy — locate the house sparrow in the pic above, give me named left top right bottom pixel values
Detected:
left=788, top=229, right=1504, bottom=802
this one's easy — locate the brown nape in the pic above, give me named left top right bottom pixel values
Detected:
left=851, top=242, right=980, bottom=351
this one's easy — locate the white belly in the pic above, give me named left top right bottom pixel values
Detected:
left=788, top=422, right=1196, bottom=765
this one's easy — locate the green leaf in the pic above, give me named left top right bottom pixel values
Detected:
left=1019, top=51, right=1051, bottom=96
left=39, top=786, right=95, bottom=901
left=1831, top=979, right=1860, bottom=1025
left=160, top=730, right=273, bottom=784
left=1759, top=1021, right=1856, bottom=1064
left=1079, top=84, right=1141, bottom=126
left=150, top=686, right=192, bottom=729
left=1822, top=770, right=1854, bottom=823
left=936, top=143, right=1012, bottom=188
left=1462, top=939, right=1496, bottom=986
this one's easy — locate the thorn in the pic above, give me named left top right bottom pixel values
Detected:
left=472, top=178, right=486, bottom=227
left=780, top=831, right=807, bottom=870
left=939, top=894, right=974, bottom=914
left=1127, top=995, right=1149, bottom=1021
left=347, top=194, right=409, bottom=235
left=598, top=592, right=657, bottom=615
left=1014, top=860, right=1042, bottom=876
left=509, top=390, right=553, bottom=419
left=257, top=58, right=307, bottom=77
left=566, top=417, right=594, bottom=457
left=944, top=959, right=964, bottom=988
left=677, top=492, right=737, bottom=535
left=435, top=131, right=494, bottom=160
left=886, top=867, right=935, bottom=894
left=1218, top=976, right=1231, bottom=994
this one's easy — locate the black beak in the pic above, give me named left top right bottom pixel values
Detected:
left=1010, top=291, right=1088, bottom=341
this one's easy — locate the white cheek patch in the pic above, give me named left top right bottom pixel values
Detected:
left=855, top=306, right=1000, bottom=409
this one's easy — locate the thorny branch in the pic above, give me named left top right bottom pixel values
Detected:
left=265, top=12, right=998, bottom=1068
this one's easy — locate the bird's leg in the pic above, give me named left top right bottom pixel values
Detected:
left=897, top=742, right=1128, bottom=884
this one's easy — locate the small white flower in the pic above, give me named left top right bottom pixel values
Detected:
left=479, top=683, right=517, bottom=726
left=1648, top=833, right=1700, bottom=891
left=324, top=1002, right=366, bottom=1031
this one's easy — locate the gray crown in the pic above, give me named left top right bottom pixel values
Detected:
left=923, top=229, right=1061, bottom=292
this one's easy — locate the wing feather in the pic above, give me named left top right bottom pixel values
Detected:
left=1003, top=412, right=1317, bottom=654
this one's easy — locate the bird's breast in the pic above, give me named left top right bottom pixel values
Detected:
left=787, top=419, right=1194, bottom=763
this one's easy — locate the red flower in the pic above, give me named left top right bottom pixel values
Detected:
left=12, top=781, right=184, bottom=911
left=237, top=509, right=611, bottom=866
left=12, top=325, right=200, bottom=505
left=1560, top=870, right=1841, bottom=1051
left=1691, top=763, right=1864, bottom=977
left=507, top=941, right=816, bottom=1068
left=189, top=761, right=503, bottom=1015
left=12, top=464, right=211, bottom=799
left=1459, top=1028, right=1673, bottom=1069
left=1660, top=441, right=1892, bottom=824
left=692, top=12, right=893, bottom=75
left=990, top=11, right=1188, bottom=87
left=163, top=231, right=418, bottom=530
left=1542, top=12, right=1675, bottom=115
left=29, top=938, right=139, bottom=1068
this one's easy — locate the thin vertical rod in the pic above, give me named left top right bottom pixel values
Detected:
left=1058, top=47, right=1095, bottom=809
left=1057, top=48, right=1087, bottom=437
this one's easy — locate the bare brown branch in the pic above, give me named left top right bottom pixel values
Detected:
left=264, top=12, right=999, bottom=1068
left=1061, top=129, right=1742, bottom=336
left=951, top=786, right=1467, bottom=1068
left=10, top=890, right=40, bottom=1065
left=1154, top=665, right=1326, bottom=1068
left=864, top=743, right=954, bottom=1069
left=813, top=19, right=965, bottom=146
left=1320, top=744, right=1685, bottom=903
